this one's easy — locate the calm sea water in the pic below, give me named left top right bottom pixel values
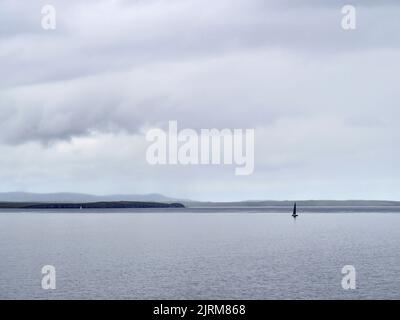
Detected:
left=0, top=208, right=399, bottom=299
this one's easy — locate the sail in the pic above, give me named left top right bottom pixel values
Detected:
left=292, top=202, right=297, bottom=216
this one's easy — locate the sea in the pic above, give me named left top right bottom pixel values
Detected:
left=0, top=207, right=399, bottom=299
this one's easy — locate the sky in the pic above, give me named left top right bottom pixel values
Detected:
left=0, top=0, right=399, bottom=201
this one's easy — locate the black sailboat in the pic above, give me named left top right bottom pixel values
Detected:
left=292, top=202, right=298, bottom=218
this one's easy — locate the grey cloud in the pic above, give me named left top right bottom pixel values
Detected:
left=0, top=0, right=399, bottom=199
left=1, top=0, right=399, bottom=88
left=2, top=46, right=399, bottom=144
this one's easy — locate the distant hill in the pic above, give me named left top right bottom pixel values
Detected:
left=184, top=200, right=400, bottom=207
left=0, top=193, right=398, bottom=207
left=0, top=192, right=186, bottom=203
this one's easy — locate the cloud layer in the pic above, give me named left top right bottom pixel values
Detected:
left=0, top=0, right=399, bottom=200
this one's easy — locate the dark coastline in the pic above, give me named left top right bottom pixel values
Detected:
left=0, top=201, right=185, bottom=209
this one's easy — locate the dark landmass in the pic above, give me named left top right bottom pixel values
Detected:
left=0, top=201, right=185, bottom=209
left=0, top=192, right=399, bottom=209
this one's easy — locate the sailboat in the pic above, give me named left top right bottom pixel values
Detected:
left=292, top=202, right=298, bottom=218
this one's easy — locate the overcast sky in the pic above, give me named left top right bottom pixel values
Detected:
left=0, top=0, right=399, bottom=201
